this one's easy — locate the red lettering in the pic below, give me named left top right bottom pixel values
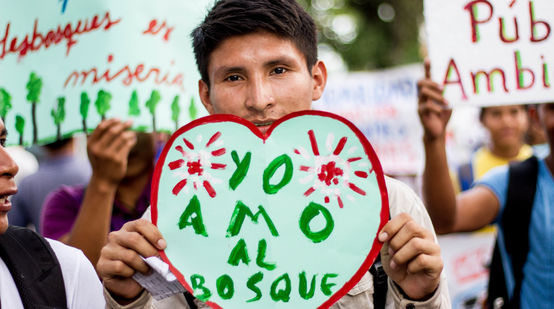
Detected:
left=464, top=0, right=494, bottom=43
left=0, top=12, right=121, bottom=61
left=471, top=68, right=508, bottom=93
left=514, top=50, right=535, bottom=90
left=498, top=17, right=519, bottom=43
left=143, top=19, right=174, bottom=42
left=529, top=1, right=551, bottom=42
left=443, top=58, right=468, bottom=100
left=63, top=54, right=185, bottom=91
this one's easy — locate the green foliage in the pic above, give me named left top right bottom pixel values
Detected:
left=188, top=96, right=197, bottom=120
left=95, top=89, right=112, bottom=117
left=302, top=0, right=423, bottom=70
left=26, top=72, right=43, bottom=103
left=171, top=95, right=180, bottom=122
left=15, top=115, right=25, bottom=135
left=51, top=97, right=66, bottom=125
left=128, top=90, right=141, bottom=116
left=0, top=88, right=12, bottom=119
left=80, top=92, right=90, bottom=119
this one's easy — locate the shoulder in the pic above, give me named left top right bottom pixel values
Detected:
left=475, top=165, right=509, bottom=199
left=46, top=238, right=103, bottom=304
left=46, top=238, right=90, bottom=270
left=385, top=176, right=437, bottom=238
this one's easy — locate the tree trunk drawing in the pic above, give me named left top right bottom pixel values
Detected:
left=32, top=103, right=38, bottom=144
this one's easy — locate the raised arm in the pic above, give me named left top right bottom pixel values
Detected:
left=65, top=119, right=136, bottom=265
left=417, top=61, right=499, bottom=234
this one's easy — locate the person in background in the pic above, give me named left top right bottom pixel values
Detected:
left=0, top=119, right=103, bottom=309
left=9, top=137, right=91, bottom=231
left=418, top=61, right=554, bottom=308
left=41, top=119, right=155, bottom=265
left=456, top=104, right=531, bottom=192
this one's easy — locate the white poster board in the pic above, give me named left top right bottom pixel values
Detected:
left=317, top=64, right=424, bottom=176
left=424, top=0, right=554, bottom=106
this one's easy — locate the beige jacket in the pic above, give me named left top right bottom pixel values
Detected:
left=105, top=177, right=451, bottom=309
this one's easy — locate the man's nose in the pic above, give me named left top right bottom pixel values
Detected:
left=245, top=76, right=275, bottom=111
left=0, top=147, right=19, bottom=178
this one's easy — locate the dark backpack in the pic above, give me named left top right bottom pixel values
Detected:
left=0, top=226, right=67, bottom=309
left=487, top=156, right=539, bottom=309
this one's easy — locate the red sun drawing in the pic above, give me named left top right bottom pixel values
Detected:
left=295, top=129, right=373, bottom=209
left=167, top=131, right=227, bottom=198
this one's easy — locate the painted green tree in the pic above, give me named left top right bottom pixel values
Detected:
left=171, top=95, right=180, bottom=131
left=188, top=96, right=197, bottom=121
left=145, top=90, right=161, bottom=132
left=26, top=72, right=43, bottom=144
left=0, top=88, right=12, bottom=126
left=128, top=90, right=140, bottom=116
left=15, top=115, right=25, bottom=146
left=51, top=97, right=66, bottom=141
left=95, top=89, right=112, bottom=121
left=80, top=92, right=90, bottom=133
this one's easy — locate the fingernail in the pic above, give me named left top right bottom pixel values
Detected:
left=388, top=247, right=394, bottom=256
left=390, top=260, right=397, bottom=269
left=157, top=239, right=167, bottom=249
left=378, top=232, right=388, bottom=242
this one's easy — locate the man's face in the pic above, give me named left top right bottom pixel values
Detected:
left=198, top=31, right=327, bottom=135
left=0, top=120, right=18, bottom=234
left=481, top=105, right=528, bottom=150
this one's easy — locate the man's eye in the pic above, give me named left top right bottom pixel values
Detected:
left=272, top=67, right=286, bottom=74
left=225, top=75, right=242, bottom=82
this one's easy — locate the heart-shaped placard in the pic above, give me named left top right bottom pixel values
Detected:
left=152, top=110, right=389, bottom=309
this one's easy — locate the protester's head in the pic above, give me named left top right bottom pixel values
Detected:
left=0, top=119, right=19, bottom=234
left=43, top=137, right=74, bottom=155
left=123, top=132, right=155, bottom=181
left=192, top=0, right=318, bottom=86
left=192, top=0, right=327, bottom=134
left=526, top=104, right=548, bottom=146
left=534, top=103, right=554, bottom=148
left=478, top=105, right=529, bottom=151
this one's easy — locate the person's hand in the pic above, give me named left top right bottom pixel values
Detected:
left=96, top=219, right=167, bottom=302
left=87, top=119, right=136, bottom=186
left=378, top=213, right=443, bottom=301
left=417, top=60, right=452, bottom=142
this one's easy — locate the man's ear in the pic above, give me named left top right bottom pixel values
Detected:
left=311, top=60, right=327, bottom=101
left=198, top=79, right=215, bottom=115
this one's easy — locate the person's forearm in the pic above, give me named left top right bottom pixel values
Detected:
left=422, top=136, right=457, bottom=234
left=67, top=173, right=117, bottom=265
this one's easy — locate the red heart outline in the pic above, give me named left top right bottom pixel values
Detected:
left=151, top=110, right=389, bottom=309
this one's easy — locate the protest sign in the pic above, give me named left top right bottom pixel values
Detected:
left=424, top=0, right=554, bottom=106
left=318, top=64, right=424, bottom=176
left=0, top=0, right=210, bottom=146
left=152, top=111, right=388, bottom=308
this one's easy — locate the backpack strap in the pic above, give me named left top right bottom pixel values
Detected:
left=369, top=254, right=388, bottom=309
left=487, top=156, right=539, bottom=308
left=0, top=226, right=67, bottom=309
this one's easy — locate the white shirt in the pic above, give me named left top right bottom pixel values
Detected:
left=0, top=238, right=105, bottom=309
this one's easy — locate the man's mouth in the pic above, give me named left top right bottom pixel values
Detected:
left=255, top=122, right=274, bottom=127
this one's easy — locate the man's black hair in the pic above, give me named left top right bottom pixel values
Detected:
left=191, top=0, right=317, bottom=86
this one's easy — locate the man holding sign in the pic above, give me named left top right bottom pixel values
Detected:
left=97, top=0, right=450, bottom=308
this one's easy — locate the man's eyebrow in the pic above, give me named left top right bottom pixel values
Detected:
left=0, top=128, right=7, bottom=137
left=215, top=66, right=246, bottom=76
left=265, top=57, right=296, bottom=67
